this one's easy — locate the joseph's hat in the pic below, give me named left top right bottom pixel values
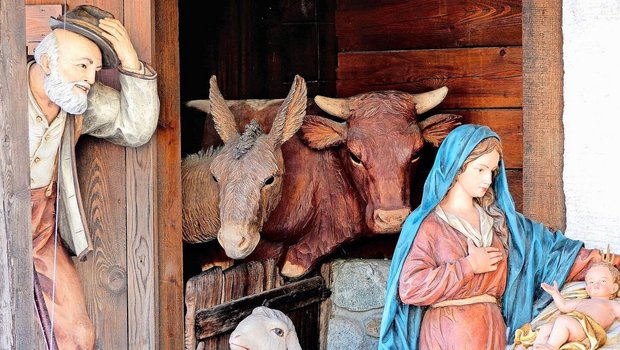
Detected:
left=49, top=5, right=119, bottom=68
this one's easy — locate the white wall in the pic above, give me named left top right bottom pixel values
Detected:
left=563, top=0, right=620, bottom=251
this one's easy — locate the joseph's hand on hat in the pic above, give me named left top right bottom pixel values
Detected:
left=98, top=18, right=140, bottom=71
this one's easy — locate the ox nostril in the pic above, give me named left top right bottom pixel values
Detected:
left=374, top=208, right=411, bottom=226
left=238, top=236, right=247, bottom=248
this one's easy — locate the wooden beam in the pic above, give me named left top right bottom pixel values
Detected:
left=153, top=0, right=185, bottom=348
left=0, top=0, right=34, bottom=348
left=336, top=0, right=522, bottom=51
left=337, top=47, right=522, bottom=108
left=124, top=0, right=157, bottom=348
left=195, top=276, right=331, bottom=339
left=522, top=0, right=565, bottom=230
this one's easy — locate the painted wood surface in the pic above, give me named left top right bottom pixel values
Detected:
left=124, top=0, right=157, bottom=347
left=447, top=108, right=523, bottom=169
left=154, top=0, right=185, bottom=348
left=75, top=139, right=128, bottom=350
left=25, top=4, right=62, bottom=54
left=337, top=47, right=522, bottom=108
left=0, top=1, right=34, bottom=348
left=336, top=0, right=521, bottom=51
left=522, top=0, right=565, bottom=230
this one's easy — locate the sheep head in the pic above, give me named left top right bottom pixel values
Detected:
left=229, top=307, right=301, bottom=350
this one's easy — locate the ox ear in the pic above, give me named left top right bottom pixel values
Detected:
left=300, top=115, right=347, bottom=150
left=209, top=75, right=240, bottom=143
left=419, top=114, right=462, bottom=147
left=269, top=75, right=308, bottom=147
left=186, top=99, right=212, bottom=114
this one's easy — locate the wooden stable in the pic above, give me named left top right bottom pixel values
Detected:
left=1, top=0, right=563, bottom=349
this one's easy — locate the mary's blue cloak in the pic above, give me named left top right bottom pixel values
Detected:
left=378, top=124, right=584, bottom=350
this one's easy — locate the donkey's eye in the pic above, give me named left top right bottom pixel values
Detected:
left=211, top=175, right=218, bottom=183
left=264, top=176, right=275, bottom=185
left=349, top=151, right=362, bottom=165
left=272, top=328, right=284, bottom=337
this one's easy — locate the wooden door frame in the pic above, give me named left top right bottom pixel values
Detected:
left=522, top=0, right=566, bottom=231
left=0, top=1, right=34, bottom=348
left=1, top=0, right=183, bottom=348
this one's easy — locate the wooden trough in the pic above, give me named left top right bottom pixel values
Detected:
left=184, top=260, right=331, bottom=350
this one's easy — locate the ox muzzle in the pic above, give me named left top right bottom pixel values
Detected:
left=371, top=207, right=411, bottom=233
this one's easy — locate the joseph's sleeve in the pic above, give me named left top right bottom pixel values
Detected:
left=81, top=61, right=159, bottom=147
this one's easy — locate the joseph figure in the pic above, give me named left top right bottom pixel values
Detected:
left=28, top=5, right=159, bottom=349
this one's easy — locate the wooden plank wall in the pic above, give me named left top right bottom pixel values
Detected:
left=24, top=1, right=183, bottom=348
left=0, top=0, right=34, bottom=348
left=335, top=0, right=524, bottom=211
left=179, top=0, right=337, bottom=156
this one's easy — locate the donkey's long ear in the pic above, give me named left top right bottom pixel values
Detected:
left=268, top=75, right=307, bottom=147
left=209, top=75, right=239, bottom=143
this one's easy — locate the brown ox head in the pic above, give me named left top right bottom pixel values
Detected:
left=202, top=75, right=307, bottom=259
left=302, top=88, right=461, bottom=234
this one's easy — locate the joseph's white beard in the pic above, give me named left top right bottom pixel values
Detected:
left=44, top=68, right=89, bottom=115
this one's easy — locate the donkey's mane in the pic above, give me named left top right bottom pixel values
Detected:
left=234, top=120, right=264, bottom=159
left=183, top=146, right=220, bottom=164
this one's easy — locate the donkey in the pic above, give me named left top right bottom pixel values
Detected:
left=181, top=75, right=307, bottom=260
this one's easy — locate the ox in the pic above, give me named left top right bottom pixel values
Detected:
left=185, top=83, right=461, bottom=278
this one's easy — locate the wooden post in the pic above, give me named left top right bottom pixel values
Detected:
left=123, top=1, right=158, bottom=348
left=153, top=0, right=185, bottom=348
left=522, top=0, right=566, bottom=230
left=0, top=0, right=34, bottom=348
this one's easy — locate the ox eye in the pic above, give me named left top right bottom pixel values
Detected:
left=349, top=151, right=362, bottom=165
left=211, top=174, right=218, bottom=183
left=272, top=328, right=284, bottom=337
left=264, top=176, right=275, bottom=186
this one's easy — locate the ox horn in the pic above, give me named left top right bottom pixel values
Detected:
left=314, top=95, right=352, bottom=120
left=411, top=86, right=448, bottom=115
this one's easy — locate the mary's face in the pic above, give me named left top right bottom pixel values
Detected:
left=454, top=150, right=500, bottom=199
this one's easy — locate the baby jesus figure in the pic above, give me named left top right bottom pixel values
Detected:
left=533, top=262, right=620, bottom=350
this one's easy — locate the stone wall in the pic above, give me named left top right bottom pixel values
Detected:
left=325, top=259, right=391, bottom=350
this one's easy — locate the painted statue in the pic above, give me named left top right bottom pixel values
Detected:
left=379, top=124, right=620, bottom=350
left=182, top=75, right=307, bottom=252
left=29, top=5, right=159, bottom=349
left=229, top=307, right=302, bottom=350
left=518, top=262, right=620, bottom=349
left=187, top=87, right=461, bottom=278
